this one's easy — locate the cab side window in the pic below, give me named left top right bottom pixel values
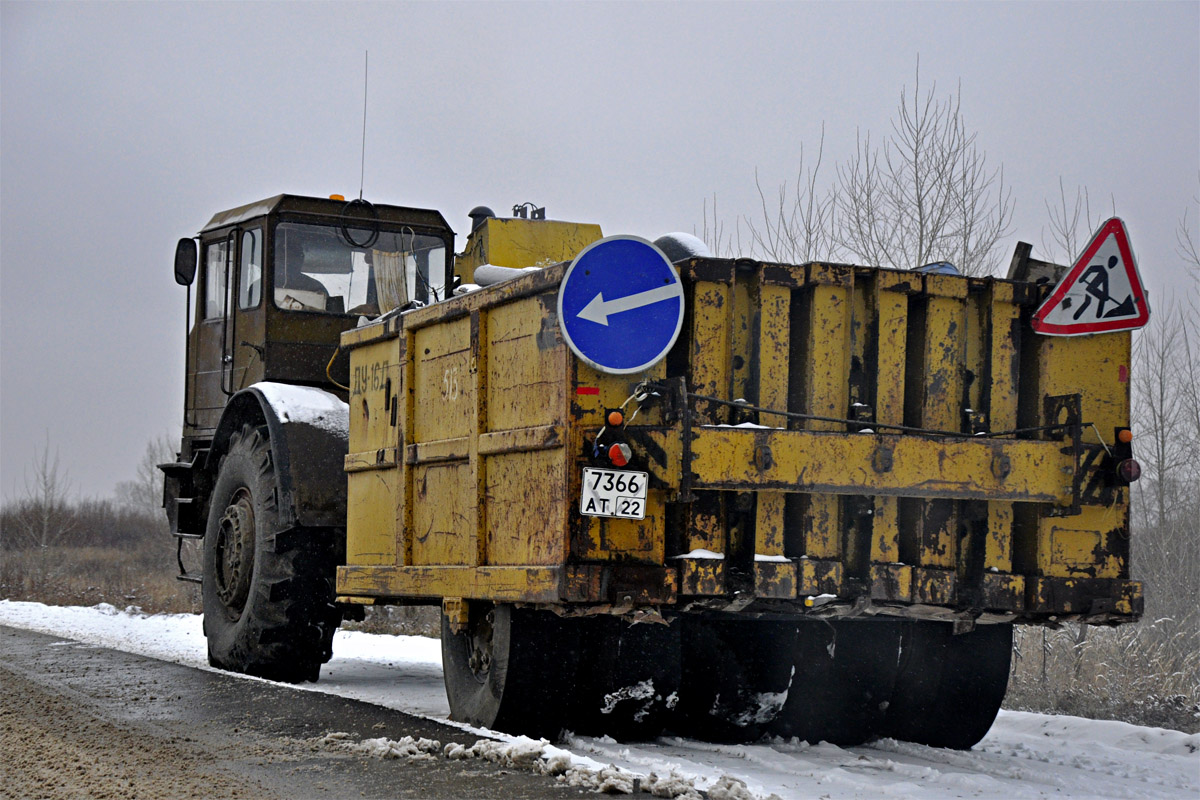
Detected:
left=203, top=239, right=230, bottom=319
left=238, top=229, right=262, bottom=309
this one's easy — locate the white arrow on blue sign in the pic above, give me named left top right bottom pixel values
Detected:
left=557, top=236, right=685, bottom=374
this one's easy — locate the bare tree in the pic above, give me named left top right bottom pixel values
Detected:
left=743, top=126, right=840, bottom=264
left=834, top=64, right=1013, bottom=275
left=5, top=433, right=79, bottom=551
left=1040, top=178, right=1116, bottom=265
left=1178, top=178, right=1199, bottom=283
left=115, top=434, right=176, bottom=516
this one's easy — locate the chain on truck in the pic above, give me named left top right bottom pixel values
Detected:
left=162, top=193, right=1147, bottom=749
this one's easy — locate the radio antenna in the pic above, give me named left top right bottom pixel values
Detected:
left=359, top=50, right=369, bottom=200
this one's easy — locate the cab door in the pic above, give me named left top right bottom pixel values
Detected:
left=189, top=231, right=234, bottom=433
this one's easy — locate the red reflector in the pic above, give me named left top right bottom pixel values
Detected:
left=609, top=443, right=632, bottom=467
left=1119, top=365, right=1128, bottom=383
left=1117, top=459, right=1141, bottom=483
left=576, top=386, right=600, bottom=396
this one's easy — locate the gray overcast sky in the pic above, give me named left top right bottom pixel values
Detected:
left=2, top=1, right=1197, bottom=501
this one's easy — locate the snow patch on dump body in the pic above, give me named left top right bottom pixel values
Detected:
left=253, top=381, right=348, bottom=439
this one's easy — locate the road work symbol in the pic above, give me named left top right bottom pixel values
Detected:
left=558, top=235, right=685, bottom=374
left=1031, top=218, right=1150, bottom=336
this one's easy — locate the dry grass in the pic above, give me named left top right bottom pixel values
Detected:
left=0, top=544, right=200, bottom=615
left=1006, top=615, right=1200, bottom=733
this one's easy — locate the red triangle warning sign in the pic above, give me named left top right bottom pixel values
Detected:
left=1031, top=218, right=1150, bottom=336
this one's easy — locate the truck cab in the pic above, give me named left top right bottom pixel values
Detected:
left=166, top=195, right=454, bottom=537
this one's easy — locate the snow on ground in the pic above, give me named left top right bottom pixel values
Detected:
left=2, top=600, right=1196, bottom=800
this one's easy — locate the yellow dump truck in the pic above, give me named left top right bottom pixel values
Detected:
left=165, top=194, right=1145, bottom=749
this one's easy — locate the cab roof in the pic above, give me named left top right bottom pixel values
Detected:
left=200, top=194, right=453, bottom=235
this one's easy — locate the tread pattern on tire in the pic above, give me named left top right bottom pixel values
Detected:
left=203, top=424, right=341, bottom=684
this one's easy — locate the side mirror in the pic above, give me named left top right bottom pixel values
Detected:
left=174, top=238, right=198, bottom=286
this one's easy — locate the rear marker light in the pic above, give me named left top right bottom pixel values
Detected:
left=1117, top=429, right=1133, bottom=444
left=609, top=443, right=632, bottom=467
left=608, top=410, right=624, bottom=427
left=1117, top=459, right=1141, bottom=483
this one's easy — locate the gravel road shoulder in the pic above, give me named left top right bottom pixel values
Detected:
left=0, top=625, right=590, bottom=800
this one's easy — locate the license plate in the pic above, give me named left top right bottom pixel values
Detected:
left=580, top=467, right=648, bottom=520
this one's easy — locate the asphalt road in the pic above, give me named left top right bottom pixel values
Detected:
left=0, top=625, right=591, bottom=800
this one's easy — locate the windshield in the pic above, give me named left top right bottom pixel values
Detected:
left=273, top=221, right=448, bottom=316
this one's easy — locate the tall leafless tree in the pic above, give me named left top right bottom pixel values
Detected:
left=5, top=433, right=79, bottom=551
left=711, top=64, right=1014, bottom=275
left=115, top=435, right=176, bottom=517
left=834, top=65, right=1013, bottom=276
left=742, top=125, right=840, bottom=264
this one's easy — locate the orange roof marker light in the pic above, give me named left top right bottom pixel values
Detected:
left=330, top=194, right=345, bottom=201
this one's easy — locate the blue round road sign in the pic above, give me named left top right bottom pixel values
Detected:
left=557, top=236, right=685, bottom=375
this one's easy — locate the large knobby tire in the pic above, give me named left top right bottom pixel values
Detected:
left=441, top=603, right=576, bottom=739
left=675, top=617, right=798, bottom=743
left=202, top=424, right=342, bottom=683
left=882, top=621, right=1013, bottom=749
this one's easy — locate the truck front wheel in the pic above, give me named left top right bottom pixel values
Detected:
left=202, top=424, right=341, bottom=683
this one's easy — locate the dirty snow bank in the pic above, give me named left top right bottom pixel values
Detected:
left=315, top=730, right=769, bottom=799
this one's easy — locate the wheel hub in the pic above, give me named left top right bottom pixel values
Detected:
left=214, top=487, right=255, bottom=615
left=467, top=609, right=495, bottom=679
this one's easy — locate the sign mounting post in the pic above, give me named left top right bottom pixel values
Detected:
left=1031, top=218, right=1150, bottom=336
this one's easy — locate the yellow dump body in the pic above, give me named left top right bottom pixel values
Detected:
left=337, top=242, right=1141, bottom=624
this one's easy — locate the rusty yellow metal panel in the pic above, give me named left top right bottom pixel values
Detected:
left=1026, top=326, right=1131, bottom=582
left=412, top=462, right=476, bottom=566
left=752, top=280, right=792, bottom=593
left=755, top=560, right=797, bottom=598
left=731, top=271, right=756, bottom=404
left=413, top=317, right=473, bottom=442
left=343, top=328, right=403, bottom=570
left=1034, top=331, right=1131, bottom=440
left=689, top=280, right=733, bottom=423
left=870, top=563, right=912, bottom=602
left=679, top=558, right=725, bottom=595
left=874, top=271, right=911, bottom=429
left=455, top=217, right=603, bottom=283
left=346, top=468, right=400, bottom=566
left=758, top=284, right=791, bottom=414
left=487, top=295, right=566, bottom=431
left=486, top=450, right=567, bottom=565
left=798, top=265, right=853, bottom=565
left=985, top=501, right=1015, bottom=572
left=1037, top=506, right=1125, bottom=578
left=798, top=558, right=842, bottom=596
left=348, top=340, right=400, bottom=453
left=913, top=567, right=956, bottom=605
left=686, top=429, right=1075, bottom=503
left=338, top=564, right=565, bottom=603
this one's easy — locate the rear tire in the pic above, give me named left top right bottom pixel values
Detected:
left=441, top=603, right=575, bottom=739
left=202, top=424, right=341, bottom=683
